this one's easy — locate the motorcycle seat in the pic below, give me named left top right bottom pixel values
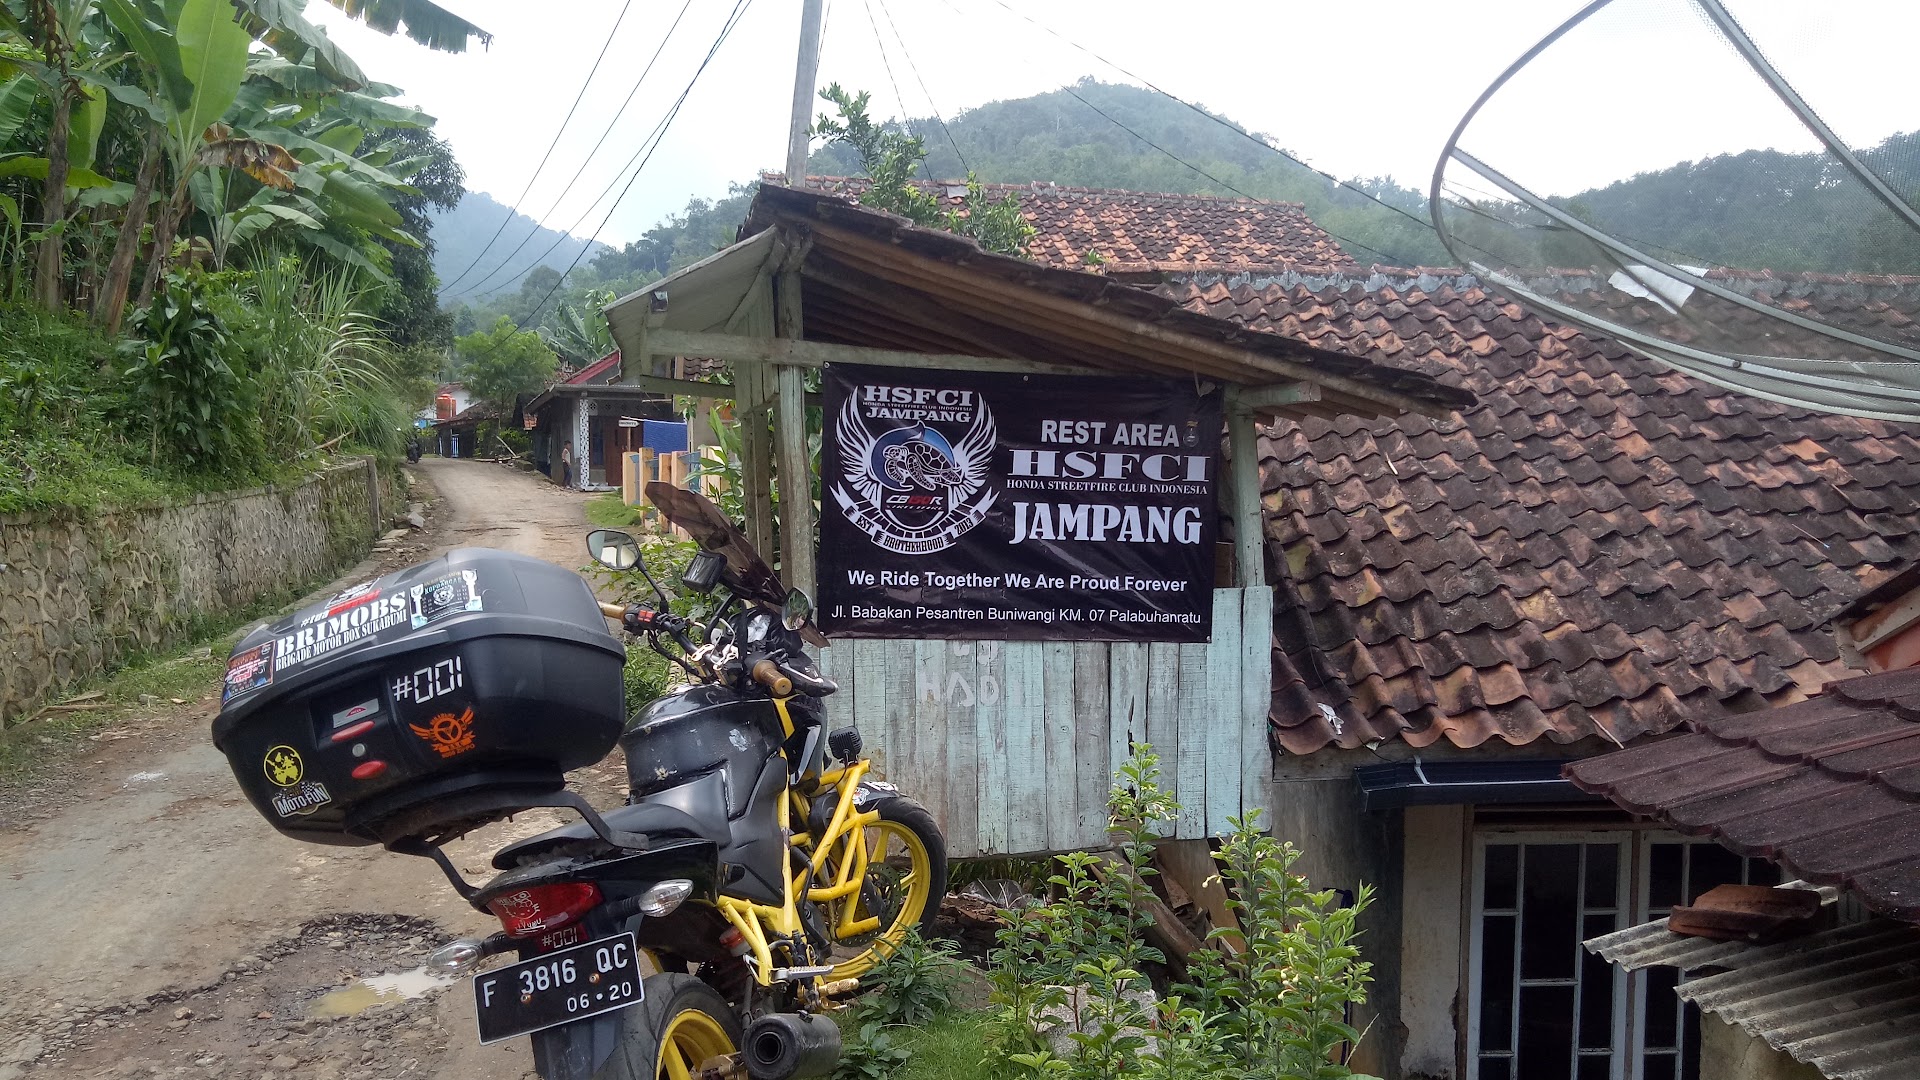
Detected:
left=491, top=770, right=734, bottom=869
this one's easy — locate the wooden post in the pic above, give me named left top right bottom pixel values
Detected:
left=786, top=0, right=825, bottom=187
left=775, top=364, right=815, bottom=595
left=1224, top=390, right=1267, bottom=588
left=736, top=273, right=778, bottom=558
left=773, top=270, right=815, bottom=595
left=738, top=360, right=776, bottom=557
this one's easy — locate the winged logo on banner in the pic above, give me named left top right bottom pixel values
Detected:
left=833, top=392, right=997, bottom=554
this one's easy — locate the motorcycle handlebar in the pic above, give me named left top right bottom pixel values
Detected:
left=778, top=661, right=838, bottom=696
left=750, top=659, right=793, bottom=697
left=598, top=601, right=626, bottom=619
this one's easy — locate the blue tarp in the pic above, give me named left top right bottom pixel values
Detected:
left=642, top=420, right=689, bottom=453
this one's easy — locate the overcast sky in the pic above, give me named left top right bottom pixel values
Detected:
left=308, top=0, right=1918, bottom=251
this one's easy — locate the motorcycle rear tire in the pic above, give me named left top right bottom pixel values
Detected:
left=821, top=795, right=949, bottom=980
left=596, top=973, right=741, bottom=1080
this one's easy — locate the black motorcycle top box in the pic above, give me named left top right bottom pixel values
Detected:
left=212, top=549, right=625, bottom=848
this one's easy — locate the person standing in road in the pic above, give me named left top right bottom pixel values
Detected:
left=561, top=441, right=573, bottom=488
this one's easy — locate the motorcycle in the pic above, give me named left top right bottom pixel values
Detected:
left=212, top=483, right=947, bottom=1080
left=406, top=436, right=423, bottom=463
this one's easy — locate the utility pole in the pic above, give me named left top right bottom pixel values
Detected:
left=785, top=0, right=825, bottom=189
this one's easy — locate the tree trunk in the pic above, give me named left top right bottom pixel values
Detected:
left=95, top=125, right=166, bottom=338
left=135, top=171, right=193, bottom=312
left=34, top=80, right=72, bottom=311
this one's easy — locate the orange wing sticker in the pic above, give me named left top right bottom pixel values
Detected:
left=410, top=706, right=476, bottom=759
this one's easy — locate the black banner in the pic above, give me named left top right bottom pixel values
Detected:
left=818, top=363, right=1222, bottom=642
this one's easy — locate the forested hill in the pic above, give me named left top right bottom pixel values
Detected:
left=1565, top=131, right=1920, bottom=274
left=802, top=80, right=1917, bottom=275
left=428, top=191, right=612, bottom=301
left=804, top=80, right=1450, bottom=268
left=459, top=81, right=1916, bottom=332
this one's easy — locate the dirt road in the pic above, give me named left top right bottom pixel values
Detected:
left=0, top=459, right=625, bottom=1080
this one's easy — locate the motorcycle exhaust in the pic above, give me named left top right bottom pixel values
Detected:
left=743, top=1012, right=842, bottom=1080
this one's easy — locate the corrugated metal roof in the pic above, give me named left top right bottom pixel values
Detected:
left=1587, top=890, right=1920, bottom=1080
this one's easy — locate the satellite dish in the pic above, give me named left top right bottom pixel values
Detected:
left=1430, top=0, right=1920, bottom=420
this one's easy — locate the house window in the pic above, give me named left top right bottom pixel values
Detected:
left=1468, top=831, right=1784, bottom=1080
left=1470, top=835, right=1629, bottom=1080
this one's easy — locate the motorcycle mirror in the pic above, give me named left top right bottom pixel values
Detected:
left=587, top=529, right=643, bottom=571
left=782, top=588, right=814, bottom=631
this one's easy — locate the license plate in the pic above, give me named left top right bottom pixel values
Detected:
left=473, top=933, right=645, bottom=1045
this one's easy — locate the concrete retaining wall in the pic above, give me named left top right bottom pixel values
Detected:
left=0, top=459, right=388, bottom=727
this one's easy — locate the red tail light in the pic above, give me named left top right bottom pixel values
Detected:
left=486, top=883, right=603, bottom=938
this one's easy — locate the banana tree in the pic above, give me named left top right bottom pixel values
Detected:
left=539, top=289, right=615, bottom=365
left=317, top=0, right=488, bottom=53
left=216, top=60, right=429, bottom=277
left=0, top=0, right=109, bottom=309
left=97, top=0, right=257, bottom=313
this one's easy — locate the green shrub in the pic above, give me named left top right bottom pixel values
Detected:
left=854, top=928, right=966, bottom=1028
left=987, top=748, right=1378, bottom=1080
left=835, top=1020, right=915, bottom=1080
left=118, top=273, right=257, bottom=471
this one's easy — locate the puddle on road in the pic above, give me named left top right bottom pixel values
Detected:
left=308, top=967, right=455, bottom=1018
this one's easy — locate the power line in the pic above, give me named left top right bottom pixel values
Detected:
left=976, top=0, right=1447, bottom=240
left=454, top=2, right=735, bottom=305
left=875, top=0, right=968, bottom=173
left=444, top=0, right=699, bottom=301
left=458, top=0, right=757, bottom=366
left=437, top=0, right=635, bottom=293
left=1058, top=83, right=1399, bottom=266
left=860, top=0, right=919, bottom=178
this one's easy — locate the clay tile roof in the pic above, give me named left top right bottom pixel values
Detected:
left=1166, top=268, right=1920, bottom=755
left=772, top=174, right=1355, bottom=273
left=1567, top=668, right=1920, bottom=923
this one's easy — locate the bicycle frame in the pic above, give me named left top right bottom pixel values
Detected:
left=711, top=698, right=884, bottom=985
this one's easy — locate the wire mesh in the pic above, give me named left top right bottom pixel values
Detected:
left=1430, top=0, right=1920, bottom=420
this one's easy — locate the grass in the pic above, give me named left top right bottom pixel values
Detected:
left=891, top=1011, right=997, bottom=1080
left=585, top=491, right=645, bottom=528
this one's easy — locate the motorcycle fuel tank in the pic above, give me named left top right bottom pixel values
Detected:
left=620, top=684, right=786, bottom=816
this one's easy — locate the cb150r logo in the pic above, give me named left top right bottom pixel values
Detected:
left=834, top=384, right=996, bottom=555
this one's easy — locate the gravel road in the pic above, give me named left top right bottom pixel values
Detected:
left=0, top=459, right=629, bottom=1080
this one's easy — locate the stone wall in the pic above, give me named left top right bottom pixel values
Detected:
left=0, top=459, right=388, bottom=728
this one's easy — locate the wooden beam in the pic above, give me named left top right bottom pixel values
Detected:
left=807, top=222, right=1458, bottom=418
left=644, top=328, right=1107, bottom=378
left=736, top=276, right=778, bottom=558
left=723, top=235, right=787, bottom=335
left=774, top=363, right=815, bottom=596
left=803, top=261, right=1063, bottom=362
left=617, top=373, right=734, bottom=399
left=1224, top=389, right=1267, bottom=588
left=773, top=270, right=815, bottom=596
left=1236, top=381, right=1320, bottom=411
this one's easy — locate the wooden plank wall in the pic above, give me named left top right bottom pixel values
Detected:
left=819, top=586, right=1275, bottom=858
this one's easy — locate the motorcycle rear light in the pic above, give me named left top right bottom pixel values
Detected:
left=486, top=883, right=603, bottom=938
left=720, top=927, right=751, bottom=956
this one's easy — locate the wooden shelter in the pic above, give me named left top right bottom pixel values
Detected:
left=603, top=184, right=1471, bottom=858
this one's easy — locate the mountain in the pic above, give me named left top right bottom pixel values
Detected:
left=428, top=191, right=613, bottom=302
left=803, top=80, right=1916, bottom=275
left=1558, top=131, right=1920, bottom=274
left=805, top=79, right=1451, bottom=267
